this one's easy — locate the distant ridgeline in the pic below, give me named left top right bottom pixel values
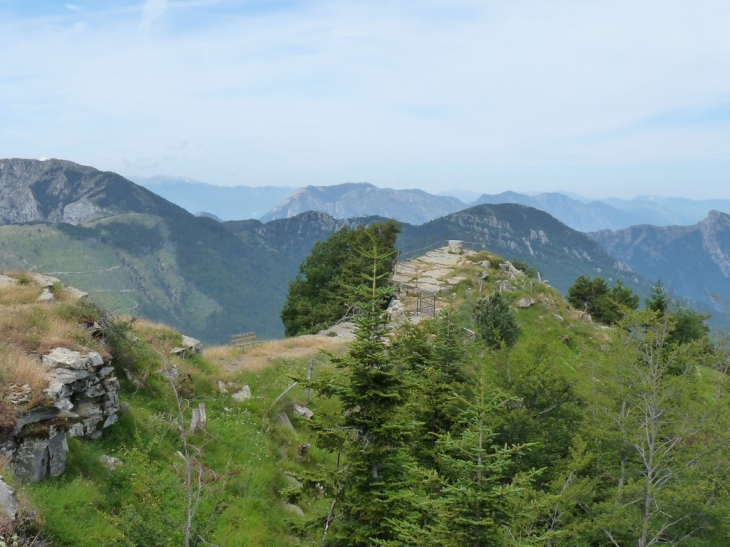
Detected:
left=0, top=158, right=726, bottom=342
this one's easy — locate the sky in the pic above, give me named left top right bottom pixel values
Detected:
left=2, top=0, right=730, bottom=199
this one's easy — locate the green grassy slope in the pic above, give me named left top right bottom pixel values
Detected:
left=14, top=243, right=727, bottom=546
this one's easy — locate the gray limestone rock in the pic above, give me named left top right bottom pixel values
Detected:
left=29, top=273, right=60, bottom=288
left=63, top=198, right=101, bottom=225
left=232, top=385, right=251, bottom=402
left=278, top=413, right=295, bottom=432
left=517, top=298, right=536, bottom=308
left=0, top=274, right=17, bottom=286
left=12, top=429, right=67, bottom=483
left=64, top=285, right=89, bottom=300
left=497, top=280, right=516, bottom=293
left=9, top=346, right=122, bottom=481
left=284, top=474, right=304, bottom=489
left=170, top=335, right=203, bottom=358
left=292, top=403, right=314, bottom=420
left=217, top=380, right=229, bottom=394
left=37, top=288, right=55, bottom=302
left=42, top=348, right=92, bottom=370
left=99, top=455, right=123, bottom=472
left=0, top=478, right=19, bottom=522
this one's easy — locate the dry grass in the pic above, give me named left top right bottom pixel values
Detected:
left=202, top=345, right=233, bottom=360
left=0, top=283, right=42, bottom=305
left=0, top=347, right=47, bottom=394
left=204, top=335, right=347, bottom=373
left=123, top=316, right=180, bottom=347
left=0, top=303, right=104, bottom=355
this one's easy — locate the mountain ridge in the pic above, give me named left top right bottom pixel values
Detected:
left=590, top=210, right=730, bottom=317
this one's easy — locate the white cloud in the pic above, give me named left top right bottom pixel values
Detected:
left=1, top=0, right=730, bottom=197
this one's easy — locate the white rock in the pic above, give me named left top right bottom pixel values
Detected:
left=29, top=273, right=60, bottom=288
left=42, top=348, right=91, bottom=370
left=0, top=478, right=19, bottom=521
left=99, top=454, right=123, bottom=472
left=65, top=286, right=89, bottom=300
left=37, top=288, right=55, bottom=302
left=292, top=403, right=314, bottom=419
left=232, top=385, right=251, bottom=402
left=0, top=274, right=17, bottom=286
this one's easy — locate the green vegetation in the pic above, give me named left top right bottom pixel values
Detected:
left=567, top=274, right=640, bottom=324
left=6, top=243, right=729, bottom=547
left=280, top=220, right=400, bottom=336
left=473, top=292, right=521, bottom=349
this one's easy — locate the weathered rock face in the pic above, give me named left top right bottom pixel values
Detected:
left=170, top=335, right=203, bottom=358
left=0, top=478, right=19, bottom=522
left=1, top=347, right=120, bottom=483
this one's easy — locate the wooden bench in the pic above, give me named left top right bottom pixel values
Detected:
left=230, top=331, right=262, bottom=350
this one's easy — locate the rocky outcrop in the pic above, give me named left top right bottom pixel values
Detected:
left=1, top=347, right=120, bottom=483
left=0, top=478, right=19, bottom=522
left=170, top=335, right=203, bottom=358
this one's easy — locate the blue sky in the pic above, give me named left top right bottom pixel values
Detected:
left=1, top=0, right=730, bottom=199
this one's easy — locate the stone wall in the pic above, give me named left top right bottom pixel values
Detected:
left=1, top=347, right=120, bottom=483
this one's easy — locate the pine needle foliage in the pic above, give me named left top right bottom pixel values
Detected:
left=305, top=233, right=413, bottom=546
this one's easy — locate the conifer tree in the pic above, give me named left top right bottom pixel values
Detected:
left=306, top=233, right=413, bottom=546
left=411, top=309, right=468, bottom=466
left=388, top=367, right=535, bottom=547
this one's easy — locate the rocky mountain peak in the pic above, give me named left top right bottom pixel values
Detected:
left=0, top=158, right=179, bottom=226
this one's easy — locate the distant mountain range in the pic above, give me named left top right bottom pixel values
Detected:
left=259, top=182, right=465, bottom=225
left=131, top=176, right=295, bottom=221
left=2, top=158, right=728, bottom=339
left=132, top=176, right=730, bottom=233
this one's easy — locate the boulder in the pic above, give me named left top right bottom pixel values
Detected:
left=170, top=335, right=203, bottom=358
left=284, top=474, right=303, bottom=489
left=0, top=274, right=17, bottom=286
left=0, top=477, right=19, bottom=522
left=217, top=380, right=229, bottom=394
left=100, top=455, right=123, bottom=472
left=12, top=428, right=68, bottom=483
left=65, top=286, right=89, bottom=300
left=232, top=385, right=251, bottom=402
left=292, top=403, right=314, bottom=419
left=28, top=273, right=60, bottom=288
left=497, top=280, right=515, bottom=292
left=498, top=261, right=524, bottom=278
left=37, top=288, right=55, bottom=302
left=552, top=313, right=565, bottom=322
left=278, top=413, right=295, bottom=432
left=517, top=298, right=536, bottom=308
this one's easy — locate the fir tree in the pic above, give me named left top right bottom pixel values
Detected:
left=306, top=233, right=413, bottom=546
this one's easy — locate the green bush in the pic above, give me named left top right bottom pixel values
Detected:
left=473, top=293, right=521, bottom=349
